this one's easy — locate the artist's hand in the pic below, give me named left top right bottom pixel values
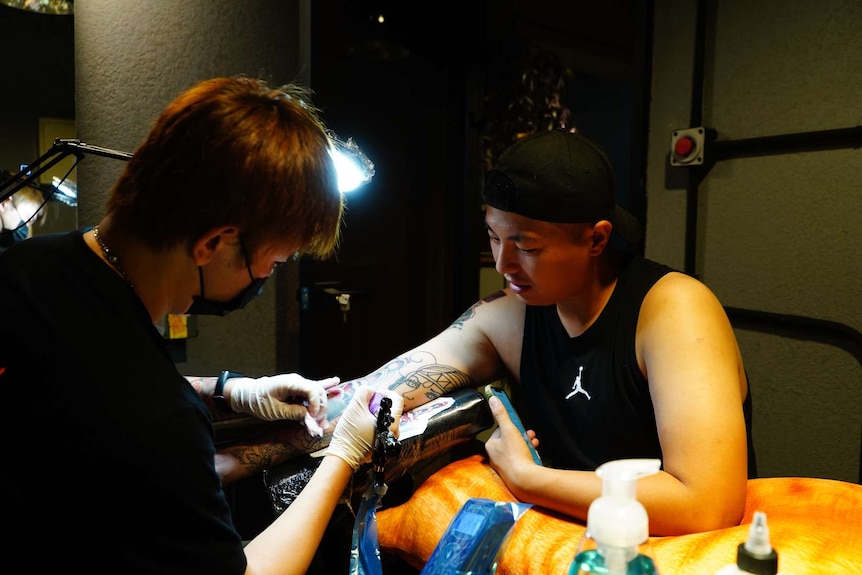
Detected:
left=326, top=386, right=403, bottom=471
left=228, top=374, right=340, bottom=423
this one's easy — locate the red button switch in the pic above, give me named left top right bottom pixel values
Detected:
left=674, top=136, right=695, bottom=157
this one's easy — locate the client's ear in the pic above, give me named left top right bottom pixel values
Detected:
left=590, top=220, right=612, bottom=253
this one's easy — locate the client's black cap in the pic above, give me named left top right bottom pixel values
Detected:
left=484, top=130, right=643, bottom=245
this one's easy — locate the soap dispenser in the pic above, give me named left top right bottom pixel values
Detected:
left=569, top=458, right=662, bottom=575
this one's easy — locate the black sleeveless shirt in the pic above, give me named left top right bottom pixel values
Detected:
left=514, top=255, right=756, bottom=474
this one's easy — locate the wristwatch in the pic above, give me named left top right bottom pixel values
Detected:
left=214, top=370, right=244, bottom=414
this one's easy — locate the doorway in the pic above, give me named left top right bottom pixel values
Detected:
left=299, top=1, right=486, bottom=380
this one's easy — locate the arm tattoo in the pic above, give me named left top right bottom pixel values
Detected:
left=219, top=424, right=333, bottom=473
left=449, top=290, right=506, bottom=330
left=393, top=364, right=473, bottom=402
left=348, top=352, right=474, bottom=402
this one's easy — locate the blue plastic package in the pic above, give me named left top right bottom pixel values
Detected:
left=349, top=482, right=387, bottom=575
left=420, top=498, right=533, bottom=575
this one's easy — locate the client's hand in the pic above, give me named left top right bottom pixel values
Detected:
left=228, top=374, right=340, bottom=423
left=326, top=387, right=403, bottom=471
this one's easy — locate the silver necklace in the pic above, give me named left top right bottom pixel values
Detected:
left=92, top=225, right=134, bottom=289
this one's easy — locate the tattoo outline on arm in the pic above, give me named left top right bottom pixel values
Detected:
left=346, top=352, right=474, bottom=404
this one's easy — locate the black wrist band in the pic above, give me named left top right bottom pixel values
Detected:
left=214, top=370, right=243, bottom=414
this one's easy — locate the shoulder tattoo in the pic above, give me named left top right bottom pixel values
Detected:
left=449, top=290, right=506, bottom=330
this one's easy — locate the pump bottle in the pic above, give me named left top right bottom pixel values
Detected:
left=569, top=458, right=662, bottom=575
left=715, top=511, right=780, bottom=575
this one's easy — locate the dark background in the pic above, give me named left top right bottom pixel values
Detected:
left=300, top=0, right=651, bottom=382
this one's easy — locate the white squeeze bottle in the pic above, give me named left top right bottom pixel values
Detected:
left=569, top=458, right=662, bottom=575
left=715, top=511, right=780, bottom=575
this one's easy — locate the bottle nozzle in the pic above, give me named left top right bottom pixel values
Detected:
left=737, top=511, right=779, bottom=574
left=744, top=511, right=772, bottom=556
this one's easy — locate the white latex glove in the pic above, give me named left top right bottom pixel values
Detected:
left=326, top=386, right=403, bottom=471
left=228, top=374, right=340, bottom=423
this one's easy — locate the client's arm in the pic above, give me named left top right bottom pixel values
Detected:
left=214, top=349, right=481, bottom=484
left=214, top=296, right=508, bottom=484
left=214, top=379, right=365, bottom=484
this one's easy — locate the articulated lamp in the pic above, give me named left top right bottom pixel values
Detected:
left=0, top=135, right=375, bottom=208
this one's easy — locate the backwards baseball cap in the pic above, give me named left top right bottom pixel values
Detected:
left=483, top=129, right=643, bottom=245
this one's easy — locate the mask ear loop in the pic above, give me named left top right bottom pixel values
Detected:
left=197, top=266, right=206, bottom=299
left=239, top=237, right=256, bottom=282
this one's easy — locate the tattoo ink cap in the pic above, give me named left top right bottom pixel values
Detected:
left=484, top=129, right=643, bottom=246
left=716, top=511, right=780, bottom=575
left=570, top=458, right=661, bottom=575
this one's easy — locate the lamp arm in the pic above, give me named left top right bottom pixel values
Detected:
left=0, top=138, right=132, bottom=204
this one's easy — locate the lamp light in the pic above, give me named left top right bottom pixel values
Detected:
left=329, top=136, right=375, bottom=193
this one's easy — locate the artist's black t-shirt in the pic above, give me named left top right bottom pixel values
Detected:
left=0, top=230, right=247, bottom=574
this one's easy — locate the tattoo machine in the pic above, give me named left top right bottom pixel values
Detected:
left=349, top=394, right=402, bottom=575
left=371, top=395, right=402, bottom=487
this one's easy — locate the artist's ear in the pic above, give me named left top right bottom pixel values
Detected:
left=590, top=220, right=612, bottom=254
left=191, top=226, right=241, bottom=265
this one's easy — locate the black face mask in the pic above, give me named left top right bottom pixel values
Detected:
left=186, top=238, right=268, bottom=316
left=187, top=271, right=268, bottom=316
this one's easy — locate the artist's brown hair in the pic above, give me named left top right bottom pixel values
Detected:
left=107, top=76, right=343, bottom=259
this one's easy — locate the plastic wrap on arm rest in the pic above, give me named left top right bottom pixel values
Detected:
left=263, top=387, right=494, bottom=515
left=377, top=456, right=862, bottom=575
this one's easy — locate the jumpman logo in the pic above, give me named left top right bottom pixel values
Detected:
left=565, top=366, right=591, bottom=400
